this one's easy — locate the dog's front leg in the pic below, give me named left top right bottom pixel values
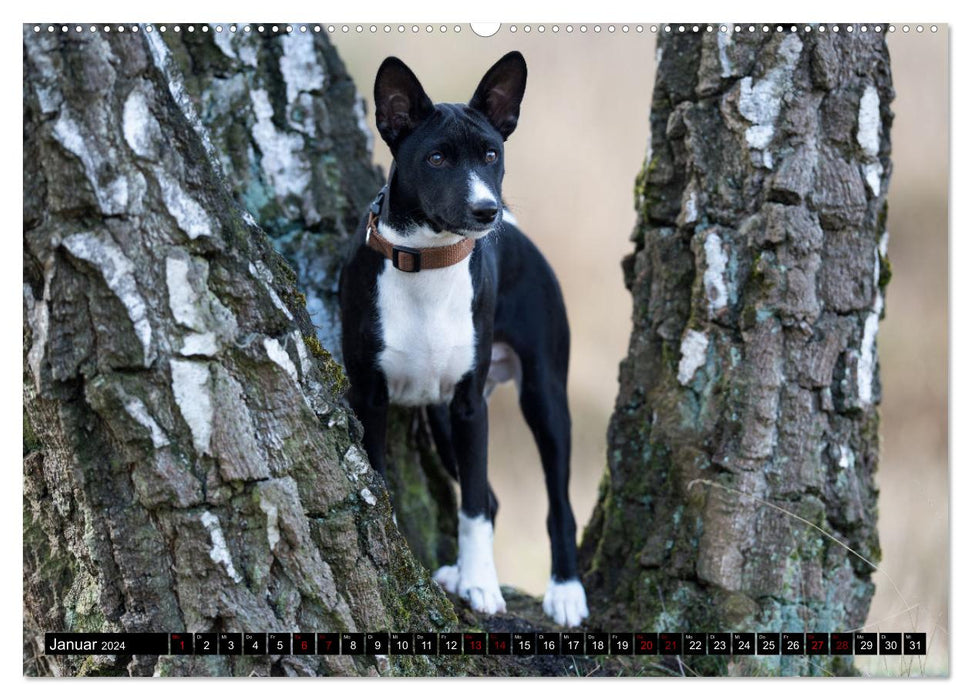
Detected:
left=432, top=377, right=506, bottom=615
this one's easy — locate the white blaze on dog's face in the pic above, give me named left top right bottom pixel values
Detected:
left=372, top=52, right=527, bottom=238
left=467, top=172, right=496, bottom=205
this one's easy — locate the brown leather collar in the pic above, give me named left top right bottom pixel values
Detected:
left=365, top=210, right=475, bottom=273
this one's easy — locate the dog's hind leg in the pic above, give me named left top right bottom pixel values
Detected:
left=347, top=381, right=390, bottom=478
left=518, top=361, right=589, bottom=628
left=426, top=402, right=499, bottom=522
left=426, top=403, right=459, bottom=479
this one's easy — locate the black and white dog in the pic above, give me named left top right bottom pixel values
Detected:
left=339, top=52, right=588, bottom=627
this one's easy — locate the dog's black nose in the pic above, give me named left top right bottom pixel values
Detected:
left=471, top=201, right=499, bottom=224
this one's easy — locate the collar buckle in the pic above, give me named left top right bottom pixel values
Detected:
left=391, top=245, right=422, bottom=273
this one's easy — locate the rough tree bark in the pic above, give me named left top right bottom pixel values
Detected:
left=22, top=26, right=465, bottom=677
left=156, top=26, right=458, bottom=583
left=579, top=28, right=893, bottom=675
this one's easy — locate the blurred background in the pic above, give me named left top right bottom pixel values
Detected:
left=332, top=25, right=948, bottom=675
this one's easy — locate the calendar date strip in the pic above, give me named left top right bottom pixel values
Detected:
left=45, top=631, right=926, bottom=656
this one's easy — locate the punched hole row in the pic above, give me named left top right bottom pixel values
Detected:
left=30, top=23, right=941, bottom=35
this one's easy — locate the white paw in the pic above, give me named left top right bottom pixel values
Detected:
left=458, top=570, right=507, bottom=615
left=433, top=563, right=507, bottom=615
left=543, top=578, right=589, bottom=627
left=433, top=564, right=460, bottom=594
left=433, top=513, right=507, bottom=616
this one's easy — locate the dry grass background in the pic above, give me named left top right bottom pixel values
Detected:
left=331, top=25, right=948, bottom=675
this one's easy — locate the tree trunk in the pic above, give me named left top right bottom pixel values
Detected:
left=22, top=26, right=464, bottom=677
left=579, top=28, right=893, bottom=676
left=155, top=25, right=459, bottom=586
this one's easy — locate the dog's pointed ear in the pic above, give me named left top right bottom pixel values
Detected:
left=374, top=57, right=435, bottom=150
left=469, top=51, right=527, bottom=140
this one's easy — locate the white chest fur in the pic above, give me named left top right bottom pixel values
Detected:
left=376, top=256, right=477, bottom=407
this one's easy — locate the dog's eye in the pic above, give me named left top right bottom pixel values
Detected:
left=484, top=149, right=498, bottom=163
left=427, top=152, right=445, bottom=167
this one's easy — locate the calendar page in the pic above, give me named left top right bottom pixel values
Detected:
left=22, top=16, right=948, bottom=679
